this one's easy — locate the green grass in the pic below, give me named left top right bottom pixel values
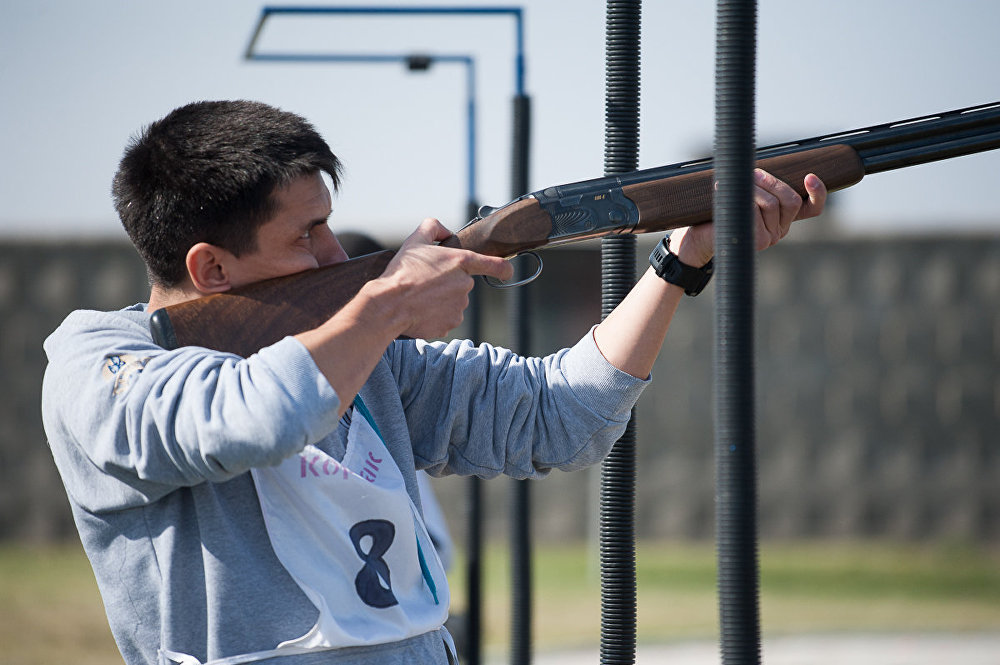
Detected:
left=1, top=540, right=997, bottom=664
left=0, top=543, right=122, bottom=665
left=447, top=540, right=1000, bottom=653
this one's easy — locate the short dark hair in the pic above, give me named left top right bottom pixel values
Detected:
left=112, top=100, right=342, bottom=287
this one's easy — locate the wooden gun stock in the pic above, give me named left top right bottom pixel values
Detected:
left=150, top=250, right=393, bottom=357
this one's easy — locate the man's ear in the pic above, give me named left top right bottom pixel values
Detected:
left=185, top=242, right=234, bottom=294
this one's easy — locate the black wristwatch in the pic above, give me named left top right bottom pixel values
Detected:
left=648, top=236, right=714, bottom=296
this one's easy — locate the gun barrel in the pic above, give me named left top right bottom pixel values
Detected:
left=455, top=101, right=1000, bottom=260
left=533, top=101, right=1000, bottom=199
left=758, top=101, right=1000, bottom=174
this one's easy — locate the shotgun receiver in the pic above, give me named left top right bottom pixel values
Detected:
left=151, top=101, right=1000, bottom=356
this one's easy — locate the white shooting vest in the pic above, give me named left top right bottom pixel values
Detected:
left=161, top=397, right=450, bottom=665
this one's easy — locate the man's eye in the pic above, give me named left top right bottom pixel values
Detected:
left=301, top=222, right=327, bottom=240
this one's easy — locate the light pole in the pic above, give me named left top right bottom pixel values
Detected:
left=244, top=8, right=529, bottom=665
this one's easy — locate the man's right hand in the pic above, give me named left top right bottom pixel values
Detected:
left=378, top=218, right=513, bottom=340
left=296, top=218, right=511, bottom=418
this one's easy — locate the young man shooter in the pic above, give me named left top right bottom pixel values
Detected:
left=41, top=100, right=826, bottom=665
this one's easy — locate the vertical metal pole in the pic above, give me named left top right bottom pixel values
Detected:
left=713, top=1, right=762, bottom=663
left=507, top=20, right=532, bottom=665
left=599, top=1, right=641, bottom=664
left=466, top=196, right=484, bottom=665
left=242, top=10, right=530, bottom=664
left=509, top=91, right=533, bottom=665
left=463, top=53, right=483, bottom=665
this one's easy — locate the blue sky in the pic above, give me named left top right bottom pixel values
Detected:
left=2, top=0, right=999, bottom=241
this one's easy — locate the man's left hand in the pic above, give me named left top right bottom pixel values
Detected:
left=671, top=170, right=828, bottom=267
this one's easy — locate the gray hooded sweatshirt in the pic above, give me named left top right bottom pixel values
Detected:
left=41, top=304, right=646, bottom=665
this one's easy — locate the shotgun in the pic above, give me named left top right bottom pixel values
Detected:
left=151, top=100, right=1000, bottom=356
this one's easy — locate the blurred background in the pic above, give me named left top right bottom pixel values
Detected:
left=1, top=1, right=998, bottom=663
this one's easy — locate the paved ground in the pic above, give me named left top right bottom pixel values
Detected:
left=521, top=633, right=1000, bottom=665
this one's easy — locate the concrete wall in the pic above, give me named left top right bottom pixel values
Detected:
left=433, top=235, right=1000, bottom=545
left=0, top=241, right=149, bottom=540
left=3, top=235, right=997, bottom=543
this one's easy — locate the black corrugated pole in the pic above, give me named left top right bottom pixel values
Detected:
left=713, top=1, right=762, bottom=664
left=466, top=197, right=484, bottom=665
left=599, top=1, right=641, bottom=664
left=509, top=92, right=533, bottom=665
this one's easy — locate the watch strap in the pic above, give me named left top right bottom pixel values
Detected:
left=648, top=236, right=714, bottom=296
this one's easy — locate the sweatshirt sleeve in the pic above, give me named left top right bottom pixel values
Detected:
left=41, top=309, right=341, bottom=513
left=386, top=327, right=648, bottom=479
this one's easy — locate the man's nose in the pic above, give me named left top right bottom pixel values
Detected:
left=314, top=227, right=349, bottom=267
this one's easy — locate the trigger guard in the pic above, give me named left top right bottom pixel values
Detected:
left=483, top=252, right=543, bottom=289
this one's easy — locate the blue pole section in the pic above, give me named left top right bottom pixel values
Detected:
left=465, top=59, right=478, bottom=211
left=248, top=5, right=525, bottom=94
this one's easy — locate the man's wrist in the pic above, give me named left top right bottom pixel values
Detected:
left=648, top=236, right=714, bottom=296
left=664, top=226, right=714, bottom=268
left=357, top=276, right=414, bottom=338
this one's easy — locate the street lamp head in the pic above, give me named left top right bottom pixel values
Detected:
left=405, top=55, right=433, bottom=72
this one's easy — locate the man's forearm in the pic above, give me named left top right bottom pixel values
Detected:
left=295, top=277, right=410, bottom=418
left=592, top=268, right=685, bottom=380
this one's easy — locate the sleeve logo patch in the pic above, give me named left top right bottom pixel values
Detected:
left=102, top=354, right=149, bottom=396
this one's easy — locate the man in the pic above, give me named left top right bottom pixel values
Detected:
left=41, top=100, right=826, bottom=665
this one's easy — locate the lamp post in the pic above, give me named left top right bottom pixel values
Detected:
left=245, top=49, right=485, bottom=664
left=244, top=8, right=529, bottom=665
left=246, top=5, right=526, bottom=96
